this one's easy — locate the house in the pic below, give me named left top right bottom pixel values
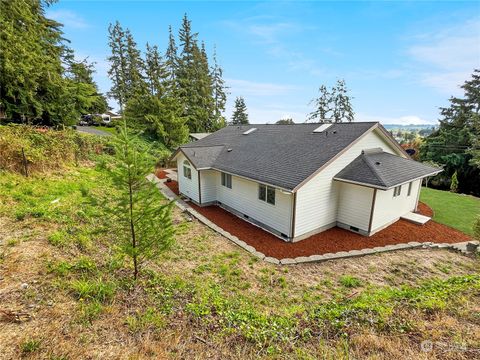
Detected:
left=189, top=133, right=211, bottom=142
left=171, top=122, right=442, bottom=242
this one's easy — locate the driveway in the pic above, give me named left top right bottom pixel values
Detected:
left=76, top=126, right=111, bottom=137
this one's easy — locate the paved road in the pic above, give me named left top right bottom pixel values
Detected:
left=76, top=126, right=111, bottom=137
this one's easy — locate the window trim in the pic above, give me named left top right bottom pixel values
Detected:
left=407, top=182, right=413, bottom=196
left=183, top=160, right=192, bottom=180
left=258, top=183, right=275, bottom=205
left=393, top=185, right=402, bottom=197
left=221, top=172, right=232, bottom=189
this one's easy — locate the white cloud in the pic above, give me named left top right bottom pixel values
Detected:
left=407, top=18, right=480, bottom=94
left=46, top=10, right=90, bottom=29
left=223, top=17, right=325, bottom=77
left=226, top=78, right=299, bottom=97
left=356, top=113, right=436, bottom=125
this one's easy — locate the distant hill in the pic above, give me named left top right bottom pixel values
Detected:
left=382, top=124, right=437, bottom=131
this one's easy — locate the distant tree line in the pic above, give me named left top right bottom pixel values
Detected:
left=0, top=0, right=108, bottom=126
left=107, top=15, right=228, bottom=147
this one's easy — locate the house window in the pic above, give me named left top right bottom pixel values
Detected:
left=258, top=184, right=275, bottom=205
left=393, top=185, right=402, bottom=197
left=407, top=182, right=413, bottom=196
left=183, top=160, right=192, bottom=180
left=221, top=172, right=232, bottom=189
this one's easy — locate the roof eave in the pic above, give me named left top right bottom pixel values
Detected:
left=334, top=169, right=443, bottom=190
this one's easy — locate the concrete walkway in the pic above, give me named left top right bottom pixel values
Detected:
left=401, top=211, right=431, bottom=225
left=148, top=173, right=479, bottom=264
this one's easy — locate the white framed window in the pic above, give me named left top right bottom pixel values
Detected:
left=407, top=182, right=413, bottom=196
left=221, top=172, right=232, bottom=188
left=393, top=185, right=402, bottom=197
left=183, top=160, right=192, bottom=180
left=258, top=184, right=275, bottom=205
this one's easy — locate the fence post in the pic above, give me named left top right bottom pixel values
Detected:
left=21, top=147, right=28, bottom=177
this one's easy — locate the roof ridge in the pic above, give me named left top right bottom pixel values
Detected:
left=361, top=152, right=389, bottom=188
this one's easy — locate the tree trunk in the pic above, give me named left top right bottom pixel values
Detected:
left=128, top=169, right=137, bottom=280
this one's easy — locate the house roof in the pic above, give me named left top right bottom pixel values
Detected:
left=189, top=133, right=211, bottom=140
left=334, top=149, right=442, bottom=189
left=175, top=122, right=405, bottom=191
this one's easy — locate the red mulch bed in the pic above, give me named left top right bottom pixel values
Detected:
left=167, top=180, right=470, bottom=258
left=155, top=169, right=169, bottom=179
left=165, top=179, right=179, bottom=195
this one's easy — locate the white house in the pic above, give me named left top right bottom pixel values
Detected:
left=171, top=122, right=441, bottom=242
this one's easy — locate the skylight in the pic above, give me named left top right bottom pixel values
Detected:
left=313, top=123, right=333, bottom=133
left=243, top=128, right=258, bottom=135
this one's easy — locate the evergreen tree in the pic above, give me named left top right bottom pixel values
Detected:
left=145, top=43, right=167, bottom=97
left=421, top=70, right=480, bottom=195
left=68, top=59, right=109, bottom=114
left=307, top=85, right=332, bottom=122
left=125, top=29, right=147, bottom=99
left=332, top=79, right=354, bottom=122
left=231, top=97, right=249, bottom=125
left=164, top=25, right=178, bottom=86
left=176, top=14, right=215, bottom=132
left=0, top=0, right=94, bottom=125
left=102, top=121, right=175, bottom=280
left=307, top=80, right=354, bottom=123
left=211, top=46, right=228, bottom=130
left=276, top=118, right=295, bottom=124
left=107, top=21, right=129, bottom=111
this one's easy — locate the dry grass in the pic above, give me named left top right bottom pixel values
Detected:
left=1, top=167, right=479, bottom=359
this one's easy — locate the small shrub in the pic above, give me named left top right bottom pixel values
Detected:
left=48, top=231, right=69, bottom=247
left=73, top=256, right=97, bottom=273
left=21, top=338, right=41, bottom=354
left=47, top=260, right=72, bottom=276
left=70, top=279, right=116, bottom=303
left=77, top=300, right=103, bottom=324
left=125, top=308, right=165, bottom=333
left=473, top=215, right=480, bottom=240
left=450, top=171, right=459, bottom=192
left=339, top=275, right=362, bottom=288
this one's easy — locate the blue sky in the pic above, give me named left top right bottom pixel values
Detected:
left=46, top=1, right=480, bottom=125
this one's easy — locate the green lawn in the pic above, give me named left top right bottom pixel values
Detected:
left=420, top=187, right=480, bottom=236
left=95, top=126, right=118, bottom=135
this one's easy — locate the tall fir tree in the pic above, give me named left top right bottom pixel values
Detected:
left=125, top=29, right=147, bottom=99
left=211, top=46, right=228, bottom=130
left=332, top=79, right=354, bottom=122
left=145, top=43, right=167, bottom=97
left=231, top=96, right=249, bottom=125
left=67, top=59, right=109, bottom=114
left=307, top=85, right=332, bottom=122
left=107, top=21, right=129, bottom=111
left=0, top=0, right=96, bottom=125
left=176, top=14, right=215, bottom=132
left=421, top=69, right=480, bottom=195
left=307, top=80, right=354, bottom=123
left=165, top=25, right=178, bottom=86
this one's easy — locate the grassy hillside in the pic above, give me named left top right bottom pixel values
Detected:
left=420, top=187, right=480, bottom=236
left=1, top=165, right=479, bottom=359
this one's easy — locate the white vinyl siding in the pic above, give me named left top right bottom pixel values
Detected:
left=176, top=153, right=200, bottom=203
left=336, top=183, right=374, bottom=232
left=217, top=175, right=293, bottom=236
left=200, top=170, right=218, bottom=203
left=294, top=129, right=403, bottom=238
left=370, top=179, right=421, bottom=233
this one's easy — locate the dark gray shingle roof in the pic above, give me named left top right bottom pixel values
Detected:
left=178, top=122, right=383, bottom=190
left=334, top=150, right=442, bottom=189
